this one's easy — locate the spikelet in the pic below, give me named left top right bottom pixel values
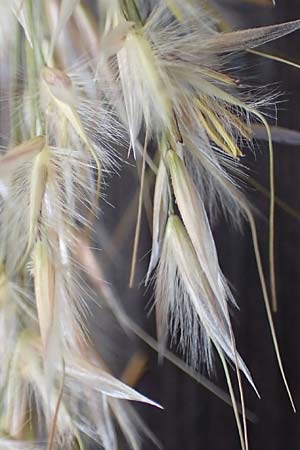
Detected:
left=96, top=6, right=172, bottom=154
left=39, top=64, right=123, bottom=200
left=34, top=238, right=61, bottom=397
left=0, top=323, right=160, bottom=449
left=96, top=2, right=300, bottom=157
left=156, top=211, right=254, bottom=380
left=167, top=150, right=233, bottom=309
left=146, top=155, right=169, bottom=281
left=0, top=139, right=47, bottom=274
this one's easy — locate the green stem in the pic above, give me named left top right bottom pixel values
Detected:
left=27, top=0, right=46, bottom=66
left=25, top=42, right=37, bottom=138
left=11, top=24, right=23, bottom=145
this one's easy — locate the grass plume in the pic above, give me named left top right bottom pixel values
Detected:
left=0, top=1, right=299, bottom=449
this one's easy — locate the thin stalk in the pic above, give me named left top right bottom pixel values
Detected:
left=248, top=49, right=300, bottom=69
left=129, top=129, right=149, bottom=287
left=11, top=23, right=23, bottom=145
left=228, top=326, right=250, bottom=450
left=252, top=112, right=277, bottom=313
left=25, top=42, right=38, bottom=138
left=28, top=0, right=46, bottom=66
left=47, top=360, right=65, bottom=450
left=218, top=348, right=246, bottom=450
left=25, top=0, right=45, bottom=137
left=243, top=204, right=296, bottom=412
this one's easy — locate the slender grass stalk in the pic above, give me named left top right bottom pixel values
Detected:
left=248, top=48, right=300, bottom=69
left=47, top=361, right=65, bottom=450
left=244, top=204, right=296, bottom=412
left=218, top=349, right=246, bottom=450
left=129, top=129, right=148, bottom=287
left=251, top=112, right=277, bottom=312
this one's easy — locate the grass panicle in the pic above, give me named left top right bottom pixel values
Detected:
left=0, top=0, right=299, bottom=449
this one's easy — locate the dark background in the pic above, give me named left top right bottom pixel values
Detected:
left=93, top=1, right=300, bottom=449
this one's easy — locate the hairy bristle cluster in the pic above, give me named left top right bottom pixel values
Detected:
left=0, top=1, right=299, bottom=449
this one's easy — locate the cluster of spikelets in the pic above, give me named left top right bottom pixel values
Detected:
left=0, top=0, right=300, bottom=449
